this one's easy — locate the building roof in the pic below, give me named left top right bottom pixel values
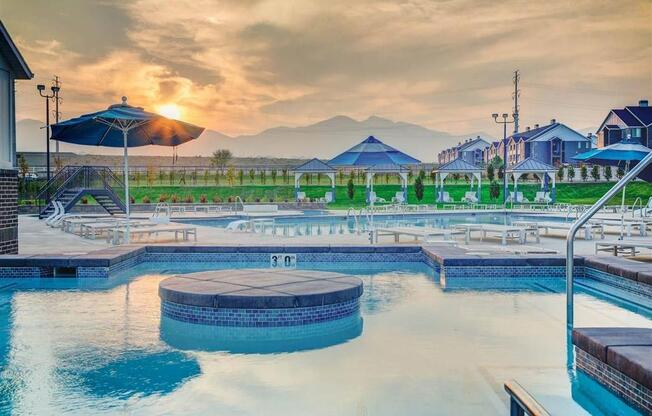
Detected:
left=436, top=157, right=482, bottom=172
left=0, top=20, right=33, bottom=79
left=613, top=109, right=643, bottom=127
left=457, top=137, right=490, bottom=151
left=507, top=157, right=556, bottom=173
left=625, top=105, right=652, bottom=126
left=293, top=158, right=336, bottom=172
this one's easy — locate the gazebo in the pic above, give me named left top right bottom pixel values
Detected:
left=435, top=158, right=483, bottom=203
left=329, top=136, right=420, bottom=204
left=506, top=157, right=557, bottom=202
left=293, top=158, right=337, bottom=202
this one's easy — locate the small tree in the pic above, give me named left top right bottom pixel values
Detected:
left=557, top=166, right=564, bottom=182
left=238, top=169, right=244, bottom=185
left=487, top=164, right=495, bottom=182
left=347, top=178, right=355, bottom=200
left=211, top=149, right=232, bottom=175
left=580, top=165, right=588, bottom=182
left=385, top=173, right=390, bottom=184
left=591, top=165, right=600, bottom=182
left=259, top=170, right=266, bottom=184
left=408, top=169, right=414, bottom=183
left=271, top=170, right=277, bottom=184
left=214, top=170, right=220, bottom=185
left=226, top=167, right=236, bottom=186
left=248, top=169, right=255, bottom=184
left=282, top=168, right=289, bottom=184
left=203, top=169, right=209, bottom=185
left=430, top=170, right=436, bottom=185
left=18, top=154, right=29, bottom=179
left=567, top=166, right=575, bottom=182
left=418, top=169, right=426, bottom=181
left=414, top=176, right=424, bottom=201
left=604, top=165, right=613, bottom=182
left=338, top=169, right=344, bottom=185
left=616, top=166, right=625, bottom=180
left=489, top=180, right=500, bottom=201
left=317, top=172, right=323, bottom=185
left=452, top=173, right=460, bottom=183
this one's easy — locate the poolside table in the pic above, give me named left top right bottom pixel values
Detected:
left=452, top=223, right=538, bottom=245
left=374, top=226, right=467, bottom=244
left=590, top=218, right=649, bottom=237
left=514, top=221, right=604, bottom=240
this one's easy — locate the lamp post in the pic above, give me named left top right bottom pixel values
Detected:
left=37, top=84, right=59, bottom=188
left=492, top=112, right=516, bottom=204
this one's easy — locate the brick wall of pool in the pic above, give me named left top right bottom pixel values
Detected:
left=158, top=269, right=363, bottom=327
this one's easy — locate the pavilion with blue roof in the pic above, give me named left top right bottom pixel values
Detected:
left=328, top=136, right=420, bottom=204
left=293, top=158, right=337, bottom=201
left=435, top=158, right=483, bottom=202
left=506, top=157, right=557, bottom=202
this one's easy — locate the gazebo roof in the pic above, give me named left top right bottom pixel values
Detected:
left=436, top=158, right=482, bottom=173
left=507, top=157, right=556, bottom=173
left=294, top=158, right=336, bottom=173
left=364, top=163, right=410, bottom=173
left=328, top=136, right=420, bottom=167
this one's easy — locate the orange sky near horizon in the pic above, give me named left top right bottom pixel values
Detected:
left=2, top=0, right=651, bottom=142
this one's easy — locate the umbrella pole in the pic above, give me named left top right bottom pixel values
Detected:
left=619, top=160, right=630, bottom=240
left=123, top=129, right=130, bottom=244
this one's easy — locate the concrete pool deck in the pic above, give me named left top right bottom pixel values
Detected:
left=15, top=213, right=651, bottom=258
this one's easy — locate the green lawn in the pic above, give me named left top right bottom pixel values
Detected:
left=122, top=181, right=652, bottom=208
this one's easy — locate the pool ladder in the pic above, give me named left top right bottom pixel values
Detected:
left=504, top=380, right=550, bottom=416
left=346, top=207, right=375, bottom=237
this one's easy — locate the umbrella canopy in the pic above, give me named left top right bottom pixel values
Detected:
left=50, top=97, right=205, bottom=243
left=573, top=138, right=651, bottom=166
left=328, top=136, right=420, bottom=167
left=50, top=97, right=204, bottom=147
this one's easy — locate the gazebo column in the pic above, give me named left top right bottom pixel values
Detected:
left=549, top=172, right=556, bottom=202
left=438, top=173, right=449, bottom=202
left=294, top=172, right=302, bottom=200
left=327, top=172, right=336, bottom=201
left=365, top=171, right=372, bottom=204
left=475, top=172, right=481, bottom=201
left=399, top=172, right=408, bottom=202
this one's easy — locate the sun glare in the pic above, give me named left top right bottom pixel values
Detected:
left=157, top=104, right=182, bottom=120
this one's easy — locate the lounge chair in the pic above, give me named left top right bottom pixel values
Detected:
left=369, top=192, right=386, bottom=204
left=151, top=202, right=171, bottom=224
left=507, top=192, right=528, bottom=204
left=391, top=192, right=406, bottom=204
left=110, top=223, right=197, bottom=245
left=595, top=239, right=652, bottom=256
left=374, top=226, right=467, bottom=244
left=296, top=191, right=307, bottom=202
left=439, top=192, right=453, bottom=203
left=534, top=191, right=552, bottom=204
left=319, top=191, right=334, bottom=203
left=462, top=191, right=478, bottom=204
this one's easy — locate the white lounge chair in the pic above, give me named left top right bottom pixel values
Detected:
left=595, top=239, right=652, bottom=256
left=296, top=192, right=307, bottom=202
left=319, top=191, right=334, bottom=203
left=507, top=192, right=528, bottom=203
left=151, top=202, right=171, bottom=224
left=439, top=192, right=453, bottom=203
left=391, top=192, right=406, bottom=204
left=534, top=191, right=552, bottom=204
left=462, top=191, right=478, bottom=204
left=368, top=191, right=386, bottom=204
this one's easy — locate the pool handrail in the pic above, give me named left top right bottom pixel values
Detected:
left=630, top=196, right=642, bottom=218
left=504, top=380, right=551, bottom=416
left=566, top=151, right=652, bottom=330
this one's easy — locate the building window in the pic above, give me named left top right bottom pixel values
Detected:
left=631, top=128, right=641, bottom=138
left=0, top=70, right=11, bottom=168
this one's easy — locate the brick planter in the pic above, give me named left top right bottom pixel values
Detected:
left=0, top=169, right=18, bottom=254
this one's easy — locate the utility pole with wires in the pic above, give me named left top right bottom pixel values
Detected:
left=512, top=69, right=520, bottom=134
left=52, top=75, right=62, bottom=155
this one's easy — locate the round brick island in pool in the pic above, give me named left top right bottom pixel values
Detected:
left=159, top=269, right=363, bottom=327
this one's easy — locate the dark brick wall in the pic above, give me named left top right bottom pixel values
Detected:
left=0, top=169, right=18, bottom=254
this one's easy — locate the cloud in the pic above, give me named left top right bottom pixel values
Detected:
left=6, top=0, right=652, bottom=140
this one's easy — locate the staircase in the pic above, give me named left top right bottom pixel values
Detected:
left=37, top=166, right=126, bottom=219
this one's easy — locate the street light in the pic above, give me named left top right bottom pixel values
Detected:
left=492, top=112, right=516, bottom=204
left=37, top=84, right=57, bottom=199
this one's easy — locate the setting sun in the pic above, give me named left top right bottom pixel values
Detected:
left=157, top=104, right=182, bottom=120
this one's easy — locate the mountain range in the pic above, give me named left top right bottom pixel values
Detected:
left=16, top=115, right=494, bottom=162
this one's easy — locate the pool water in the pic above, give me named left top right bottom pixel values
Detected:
left=0, top=262, right=649, bottom=415
left=183, top=212, right=571, bottom=237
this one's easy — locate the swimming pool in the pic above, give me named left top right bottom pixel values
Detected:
left=0, top=260, right=648, bottom=415
left=183, top=212, right=571, bottom=237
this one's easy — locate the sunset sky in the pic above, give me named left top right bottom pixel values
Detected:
left=3, top=0, right=651, bottom=139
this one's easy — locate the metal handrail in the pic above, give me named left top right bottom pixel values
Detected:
left=566, top=151, right=652, bottom=329
left=233, top=196, right=244, bottom=213
left=504, top=380, right=551, bottom=416
left=630, top=197, right=642, bottom=218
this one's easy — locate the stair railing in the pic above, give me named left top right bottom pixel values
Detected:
left=630, top=197, right=642, bottom=218
left=566, top=151, right=652, bottom=330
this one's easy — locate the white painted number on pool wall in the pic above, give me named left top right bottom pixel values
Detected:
left=270, top=254, right=297, bottom=268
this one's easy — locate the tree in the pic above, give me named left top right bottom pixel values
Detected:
left=452, top=173, right=460, bottom=183
left=259, top=170, right=266, bottom=184
left=418, top=169, right=426, bottom=180
left=557, top=166, right=564, bottom=182
left=487, top=164, right=495, bottom=182
left=567, top=166, right=575, bottom=182
left=238, top=169, right=244, bottom=185
left=591, top=165, right=600, bottom=182
left=616, top=166, right=625, bottom=179
left=580, top=165, right=588, bottom=182
left=271, top=170, right=277, bottom=184
left=338, top=169, right=344, bottom=185
left=211, top=149, right=232, bottom=174
left=347, top=178, right=355, bottom=200
left=414, top=176, right=424, bottom=201
left=18, top=155, right=29, bottom=179
left=282, top=168, right=289, bottom=184
left=248, top=169, right=255, bottom=184
left=489, top=180, right=500, bottom=201
left=604, top=165, right=612, bottom=182
left=430, top=170, right=436, bottom=185
left=226, top=167, right=235, bottom=186
left=490, top=156, right=504, bottom=181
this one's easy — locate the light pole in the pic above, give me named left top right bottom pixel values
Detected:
left=492, top=113, right=515, bottom=204
left=37, top=84, right=59, bottom=200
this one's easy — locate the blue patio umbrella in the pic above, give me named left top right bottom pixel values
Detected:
left=573, top=137, right=652, bottom=236
left=50, top=97, right=205, bottom=242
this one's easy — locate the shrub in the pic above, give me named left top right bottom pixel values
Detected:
left=489, top=180, right=500, bottom=200
left=604, top=166, right=612, bottom=182
left=142, top=195, right=151, bottom=204
left=255, top=198, right=261, bottom=202
left=200, top=194, right=207, bottom=203
left=171, top=194, right=179, bottom=203
left=591, top=165, right=600, bottom=182
left=184, top=195, right=194, bottom=203
left=158, top=194, right=169, bottom=203
left=129, top=196, right=135, bottom=204
left=580, top=165, right=588, bottom=182
left=414, top=176, right=424, bottom=201
left=212, top=195, right=222, bottom=203
left=81, top=197, right=88, bottom=204
left=347, top=178, right=355, bottom=200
